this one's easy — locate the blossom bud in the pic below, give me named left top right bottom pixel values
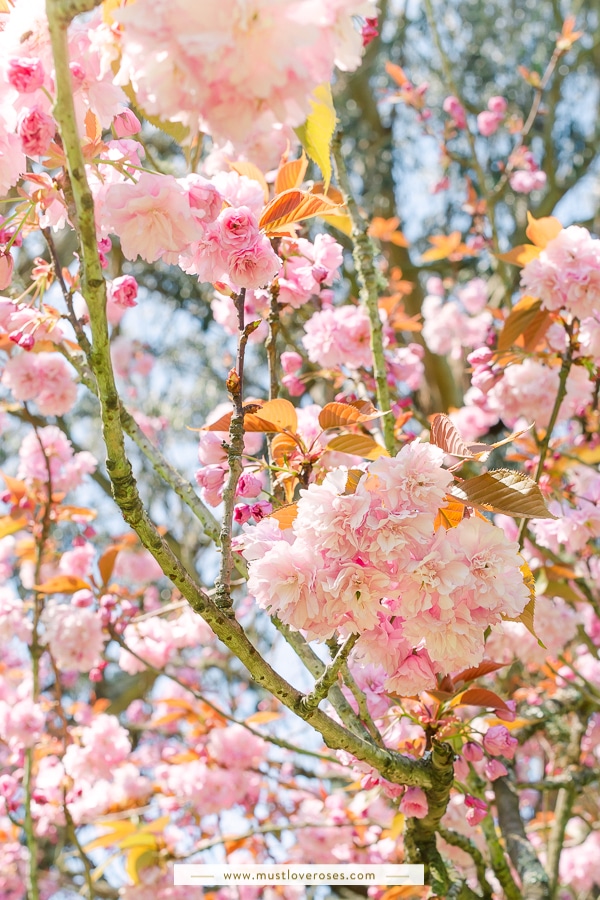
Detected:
left=483, top=724, right=518, bottom=759
left=281, top=351, right=303, bottom=375
left=487, top=95, right=508, bottom=114
left=69, top=61, right=86, bottom=89
left=464, top=795, right=488, bottom=826
left=399, top=786, right=428, bottom=819
left=463, top=741, right=484, bottom=762
left=113, top=109, right=142, bottom=137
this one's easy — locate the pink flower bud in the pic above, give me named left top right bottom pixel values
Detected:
left=113, top=109, right=142, bottom=137
left=485, top=759, right=508, bottom=781
left=495, top=699, right=517, bottom=722
left=487, top=95, right=508, bottom=114
left=476, top=110, right=503, bottom=137
left=483, top=725, right=518, bottom=760
left=464, top=795, right=488, bottom=826
left=234, top=504, right=252, bottom=525
left=281, top=351, right=303, bottom=375
left=463, top=741, right=484, bottom=762
left=17, top=106, right=56, bottom=157
left=7, top=57, right=45, bottom=93
left=442, top=95, right=467, bottom=129
left=236, top=471, right=262, bottom=498
left=454, top=756, right=469, bottom=781
left=361, top=16, right=379, bottom=47
left=0, top=250, right=14, bottom=290
left=282, top=373, right=306, bottom=397
left=399, top=786, right=429, bottom=819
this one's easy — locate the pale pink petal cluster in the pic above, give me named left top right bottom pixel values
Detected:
left=2, top=351, right=77, bottom=416
left=302, top=304, right=374, bottom=369
left=243, top=441, right=530, bottom=688
left=521, top=225, right=600, bottom=318
left=17, top=426, right=97, bottom=494
left=422, top=287, right=492, bottom=360
left=113, top=0, right=375, bottom=149
left=41, top=601, right=105, bottom=673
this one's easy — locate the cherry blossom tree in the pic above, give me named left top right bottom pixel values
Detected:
left=0, top=1, right=599, bottom=899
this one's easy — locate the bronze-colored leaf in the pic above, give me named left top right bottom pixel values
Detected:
left=434, top=497, right=466, bottom=530
left=270, top=433, right=299, bottom=465
left=251, top=399, right=298, bottom=433
left=450, top=469, right=557, bottom=519
left=34, top=575, right=92, bottom=594
left=495, top=244, right=540, bottom=267
left=453, top=660, right=508, bottom=684
left=344, top=469, right=366, bottom=494
left=318, top=401, right=386, bottom=430
left=497, top=295, right=544, bottom=351
left=326, top=434, right=389, bottom=460
left=268, top=503, right=298, bottom=529
left=525, top=212, right=563, bottom=249
left=451, top=688, right=509, bottom=711
left=274, top=152, right=308, bottom=195
left=259, top=189, right=339, bottom=234
left=430, top=413, right=476, bottom=458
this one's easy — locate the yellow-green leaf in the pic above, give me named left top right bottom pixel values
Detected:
left=450, top=469, right=556, bottom=519
left=294, top=83, right=337, bottom=191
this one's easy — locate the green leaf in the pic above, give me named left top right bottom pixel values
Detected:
left=295, top=83, right=337, bottom=191
left=450, top=469, right=556, bottom=519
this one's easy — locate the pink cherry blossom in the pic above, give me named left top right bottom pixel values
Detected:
left=6, top=56, right=45, bottom=93
left=102, top=172, right=204, bottom=263
left=520, top=225, right=600, bottom=318
left=302, top=304, right=374, bottom=369
left=399, top=786, right=428, bottom=819
left=41, top=601, right=105, bottom=673
left=477, top=110, right=503, bottom=136
left=17, top=106, right=55, bottom=156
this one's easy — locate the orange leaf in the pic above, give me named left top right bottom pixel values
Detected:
left=268, top=503, right=298, bottom=529
left=453, top=660, right=508, bottom=684
left=385, top=61, right=410, bottom=88
left=434, top=497, right=466, bottom=530
left=344, top=469, right=365, bottom=494
left=245, top=710, right=281, bottom=725
left=1, top=472, right=27, bottom=503
left=270, top=433, right=299, bottom=465
left=259, top=189, right=339, bottom=234
left=251, top=399, right=298, bottom=433
left=451, top=469, right=556, bottom=519
left=229, top=161, right=269, bottom=204
left=318, top=401, right=386, bottom=430
left=525, top=212, right=562, bottom=249
left=368, top=217, right=409, bottom=247
left=0, top=514, right=28, bottom=539
left=497, top=295, right=544, bottom=351
left=451, top=688, right=509, bottom=711
left=275, top=152, right=308, bottom=195
left=98, top=544, right=126, bottom=586
left=326, top=434, right=389, bottom=460
left=84, top=109, right=102, bottom=142
left=496, top=244, right=541, bottom=267
left=34, top=575, right=92, bottom=594
left=421, top=231, right=472, bottom=262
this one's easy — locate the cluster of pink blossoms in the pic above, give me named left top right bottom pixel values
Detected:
left=421, top=277, right=492, bottom=360
left=113, top=0, right=376, bottom=152
left=521, top=224, right=600, bottom=321
left=242, top=441, right=530, bottom=693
